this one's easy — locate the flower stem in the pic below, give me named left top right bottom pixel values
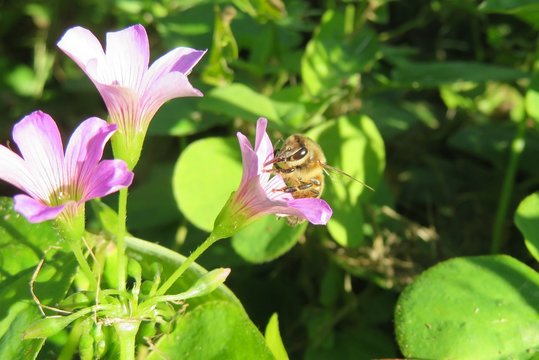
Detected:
left=156, top=232, right=223, bottom=296
left=117, top=188, right=128, bottom=291
left=491, top=116, right=526, bottom=253
left=114, top=321, right=140, bottom=360
left=70, top=241, right=98, bottom=290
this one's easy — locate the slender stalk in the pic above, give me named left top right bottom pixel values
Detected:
left=117, top=188, right=128, bottom=291
left=57, top=208, right=97, bottom=289
left=491, top=117, right=527, bottom=253
left=156, top=232, right=223, bottom=296
left=70, top=241, right=98, bottom=290
left=114, top=321, right=140, bottom=360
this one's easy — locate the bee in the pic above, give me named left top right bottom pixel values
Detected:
left=265, top=134, right=374, bottom=225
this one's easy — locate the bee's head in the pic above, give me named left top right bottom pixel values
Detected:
left=266, top=135, right=318, bottom=169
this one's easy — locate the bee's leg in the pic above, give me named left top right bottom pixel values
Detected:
left=271, top=167, right=295, bottom=174
left=274, top=180, right=314, bottom=194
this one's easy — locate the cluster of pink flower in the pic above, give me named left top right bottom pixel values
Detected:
left=0, top=24, right=331, bottom=229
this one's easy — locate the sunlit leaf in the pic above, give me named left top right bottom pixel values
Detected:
left=174, top=137, right=242, bottom=232
left=199, top=83, right=282, bottom=125
left=395, top=255, right=539, bottom=359
left=301, top=9, right=379, bottom=96
left=514, top=192, right=539, bottom=262
left=147, top=301, right=273, bottom=359
left=307, top=115, right=385, bottom=247
left=264, top=313, right=289, bottom=360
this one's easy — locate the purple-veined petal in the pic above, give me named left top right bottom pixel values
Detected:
left=146, top=48, right=206, bottom=86
left=287, top=198, right=332, bottom=225
left=237, top=132, right=259, bottom=187
left=82, top=159, right=133, bottom=201
left=57, top=27, right=108, bottom=84
left=64, top=117, right=117, bottom=194
left=92, top=83, right=139, bottom=131
left=141, top=72, right=202, bottom=124
left=12, top=111, right=65, bottom=201
left=253, top=118, right=274, bottom=175
left=0, top=145, right=39, bottom=198
left=105, top=25, right=149, bottom=91
left=14, top=194, right=66, bottom=223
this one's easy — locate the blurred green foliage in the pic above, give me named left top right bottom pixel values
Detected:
left=1, top=0, right=539, bottom=358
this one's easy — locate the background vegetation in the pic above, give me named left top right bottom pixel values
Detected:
left=1, top=0, right=538, bottom=358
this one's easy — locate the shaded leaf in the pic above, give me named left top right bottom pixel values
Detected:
left=392, top=61, right=527, bottom=88
left=232, top=215, right=307, bottom=263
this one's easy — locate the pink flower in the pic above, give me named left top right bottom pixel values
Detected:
left=217, top=118, right=332, bottom=231
left=57, top=24, right=206, bottom=168
left=0, top=111, right=133, bottom=223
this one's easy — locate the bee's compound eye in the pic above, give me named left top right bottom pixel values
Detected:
left=291, top=146, right=308, bottom=161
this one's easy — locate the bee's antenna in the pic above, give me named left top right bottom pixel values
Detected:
left=321, top=162, right=375, bottom=192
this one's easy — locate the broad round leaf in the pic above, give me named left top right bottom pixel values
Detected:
left=395, top=255, right=539, bottom=359
left=147, top=301, right=274, bottom=360
left=515, top=192, right=539, bottom=262
left=174, top=137, right=242, bottom=232
left=232, top=215, right=307, bottom=263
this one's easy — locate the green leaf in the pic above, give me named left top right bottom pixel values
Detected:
left=307, top=115, right=385, bottom=247
left=0, top=197, right=77, bottom=359
left=147, top=301, right=274, bottom=359
left=264, top=313, right=289, bottom=360
left=480, top=0, right=539, bottom=29
left=173, top=137, right=242, bottom=232
left=301, top=9, right=379, bottom=96
left=199, top=83, right=282, bottom=125
left=148, top=99, right=228, bottom=137
left=395, top=255, right=539, bottom=359
left=392, top=61, right=527, bottom=88
left=232, top=215, right=307, bottom=263
left=515, top=192, right=539, bottom=262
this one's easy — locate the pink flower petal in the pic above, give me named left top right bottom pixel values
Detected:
left=141, top=71, right=202, bottom=125
left=237, top=132, right=259, bottom=186
left=82, top=160, right=133, bottom=200
left=146, top=48, right=206, bottom=84
left=105, top=25, right=149, bottom=90
left=287, top=198, right=333, bottom=225
left=14, top=194, right=66, bottom=223
left=12, top=111, right=64, bottom=200
left=0, top=145, right=36, bottom=197
left=64, top=117, right=117, bottom=192
left=57, top=26, right=106, bottom=78
left=253, top=118, right=274, bottom=175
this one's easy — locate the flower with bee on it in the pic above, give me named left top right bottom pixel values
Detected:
left=213, top=118, right=332, bottom=238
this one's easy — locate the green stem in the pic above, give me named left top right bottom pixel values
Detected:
left=117, top=188, right=128, bottom=291
left=114, top=321, right=140, bottom=360
left=491, top=118, right=527, bottom=253
left=156, top=232, right=223, bottom=296
left=70, top=241, right=98, bottom=290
